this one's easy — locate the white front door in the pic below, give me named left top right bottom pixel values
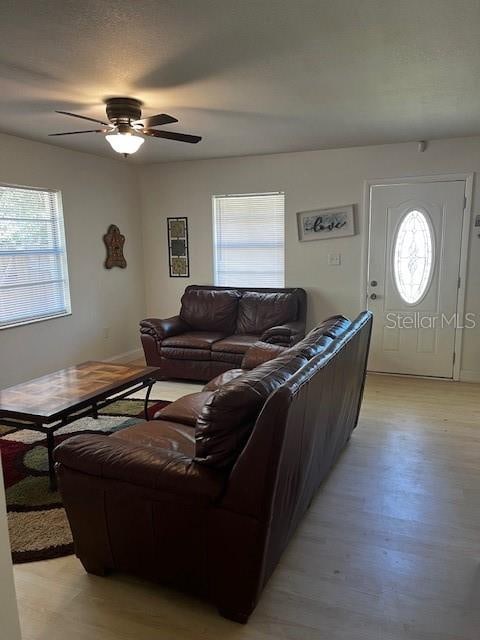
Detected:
left=367, top=180, right=466, bottom=378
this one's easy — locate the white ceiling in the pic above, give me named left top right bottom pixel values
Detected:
left=1, top=0, right=480, bottom=164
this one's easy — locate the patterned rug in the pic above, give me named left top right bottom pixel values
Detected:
left=0, top=397, right=169, bottom=564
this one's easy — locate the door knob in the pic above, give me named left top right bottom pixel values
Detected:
left=370, top=280, right=378, bottom=287
left=370, top=293, right=378, bottom=300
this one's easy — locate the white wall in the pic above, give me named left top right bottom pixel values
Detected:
left=139, top=136, right=480, bottom=380
left=0, top=133, right=145, bottom=388
left=3, top=134, right=480, bottom=386
left=0, top=458, right=21, bottom=640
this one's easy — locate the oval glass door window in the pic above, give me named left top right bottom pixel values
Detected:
left=393, top=209, right=434, bottom=304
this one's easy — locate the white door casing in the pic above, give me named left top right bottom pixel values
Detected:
left=367, top=179, right=467, bottom=378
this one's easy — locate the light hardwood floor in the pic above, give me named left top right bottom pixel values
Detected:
left=13, top=374, right=480, bottom=640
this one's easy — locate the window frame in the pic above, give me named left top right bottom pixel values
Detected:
left=0, top=182, right=72, bottom=330
left=211, top=191, right=286, bottom=288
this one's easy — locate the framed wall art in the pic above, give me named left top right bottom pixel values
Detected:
left=297, top=205, right=355, bottom=241
left=167, top=217, right=190, bottom=277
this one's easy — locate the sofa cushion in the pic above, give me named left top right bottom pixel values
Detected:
left=211, top=334, right=260, bottom=354
left=283, top=315, right=350, bottom=360
left=162, top=331, right=225, bottom=350
left=154, top=392, right=215, bottom=426
left=203, top=369, right=245, bottom=391
left=241, top=341, right=287, bottom=369
left=310, top=314, right=350, bottom=339
left=161, top=347, right=211, bottom=361
left=211, top=351, right=244, bottom=366
left=113, top=420, right=196, bottom=457
left=236, top=292, right=298, bottom=334
left=289, top=334, right=333, bottom=360
left=210, top=335, right=260, bottom=366
left=180, top=288, right=241, bottom=333
left=195, top=351, right=308, bottom=469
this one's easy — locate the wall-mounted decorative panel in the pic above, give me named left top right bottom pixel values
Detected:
left=297, top=205, right=355, bottom=241
left=167, top=217, right=189, bottom=277
left=103, top=224, right=127, bottom=269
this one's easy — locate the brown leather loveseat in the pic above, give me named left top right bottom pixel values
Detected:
left=55, top=311, right=372, bottom=623
left=140, top=285, right=307, bottom=381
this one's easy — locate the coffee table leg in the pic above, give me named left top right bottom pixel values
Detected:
left=46, top=429, right=57, bottom=491
left=144, top=380, right=154, bottom=421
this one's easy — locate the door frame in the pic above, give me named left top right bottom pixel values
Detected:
left=361, top=173, right=473, bottom=381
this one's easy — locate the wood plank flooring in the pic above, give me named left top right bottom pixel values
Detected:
left=12, top=374, right=480, bottom=639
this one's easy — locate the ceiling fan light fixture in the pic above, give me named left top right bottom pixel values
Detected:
left=51, top=98, right=201, bottom=151
left=105, top=130, right=144, bottom=155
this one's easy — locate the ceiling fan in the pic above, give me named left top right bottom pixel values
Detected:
left=49, top=97, right=201, bottom=157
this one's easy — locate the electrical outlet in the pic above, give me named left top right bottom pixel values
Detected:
left=328, top=253, right=341, bottom=266
left=103, top=327, right=110, bottom=340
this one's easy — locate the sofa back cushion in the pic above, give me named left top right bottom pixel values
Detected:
left=241, top=341, right=287, bottom=369
left=310, top=314, right=350, bottom=339
left=236, top=291, right=298, bottom=334
left=180, top=288, right=241, bottom=333
left=289, top=334, right=334, bottom=360
left=195, top=351, right=308, bottom=468
left=285, top=315, right=350, bottom=360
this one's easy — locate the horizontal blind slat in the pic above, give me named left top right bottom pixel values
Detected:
left=0, top=185, right=71, bottom=327
left=213, top=193, right=285, bottom=288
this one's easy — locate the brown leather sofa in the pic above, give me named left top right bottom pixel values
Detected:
left=55, top=311, right=372, bottom=623
left=140, top=285, right=307, bottom=381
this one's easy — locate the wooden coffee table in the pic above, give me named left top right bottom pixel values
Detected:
left=0, top=361, right=159, bottom=490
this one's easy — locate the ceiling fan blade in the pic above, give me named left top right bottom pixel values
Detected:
left=135, top=113, right=178, bottom=128
left=55, top=110, right=110, bottom=126
left=144, top=129, right=201, bottom=144
left=48, top=129, right=107, bottom=136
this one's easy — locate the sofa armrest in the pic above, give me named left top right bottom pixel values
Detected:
left=260, top=320, right=305, bottom=346
left=140, top=315, right=189, bottom=340
left=54, top=434, right=224, bottom=502
left=241, top=342, right=288, bottom=370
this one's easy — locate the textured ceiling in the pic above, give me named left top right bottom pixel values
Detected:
left=1, top=0, right=480, bottom=164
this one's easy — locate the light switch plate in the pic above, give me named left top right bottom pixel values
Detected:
left=328, top=253, right=341, bottom=266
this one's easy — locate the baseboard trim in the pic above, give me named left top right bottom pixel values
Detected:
left=104, top=348, right=143, bottom=364
left=369, top=370, right=480, bottom=383
left=459, top=369, right=480, bottom=383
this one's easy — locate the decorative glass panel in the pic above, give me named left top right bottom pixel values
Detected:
left=393, top=210, right=433, bottom=304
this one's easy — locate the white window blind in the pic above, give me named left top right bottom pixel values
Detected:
left=213, top=192, right=285, bottom=287
left=0, top=185, right=71, bottom=329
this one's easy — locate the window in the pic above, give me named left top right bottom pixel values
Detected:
left=213, top=192, right=285, bottom=287
left=0, top=184, right=71, bottom=329
left=393, top=209, right=434, bottom=305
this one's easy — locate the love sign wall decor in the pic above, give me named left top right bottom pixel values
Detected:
left=297, top=205, right=355, bottom=241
